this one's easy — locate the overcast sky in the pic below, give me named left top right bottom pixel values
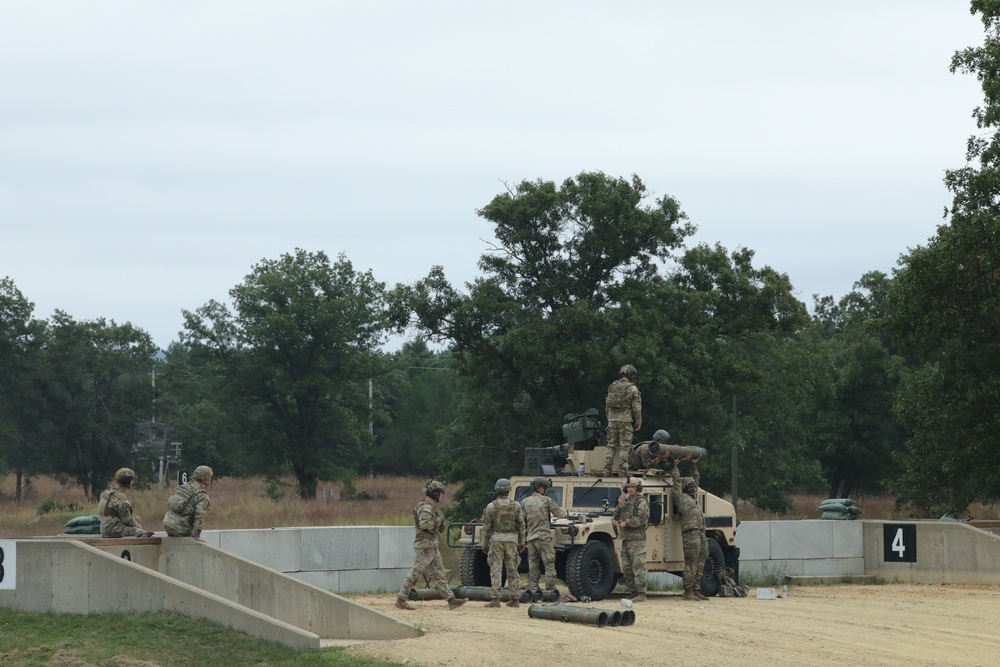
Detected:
left=0, top=2, right=986, bottom=351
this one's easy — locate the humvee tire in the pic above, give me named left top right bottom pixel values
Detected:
left=459, top=546, right=526, bottom=587
left=460, top=547, right=491, bottom=587
left=699, top=538, right=725, bottom=597
left=565, top=540, right=615, bottom=600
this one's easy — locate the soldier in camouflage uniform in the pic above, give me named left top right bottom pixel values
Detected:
left=613, top=476, right=650, bottom=602
left=519, top=476, right=567, bottom=597
left=626, top=429, right=673, bottom=475
left=163, top=465, right=213, bottom=540
left=481, top=478, right=526, bottom=608
left=395, top=480, right=467, bottom=611
left=671, top=458, right=710, bottom=601
left=98, top=468, right=154, bottom=538
left=601, top=364, right=642, bottom=476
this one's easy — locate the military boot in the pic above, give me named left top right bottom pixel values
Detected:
left=484, top=599, right=501, bottom=608
left=682, top=586, right=698, bottom=601
left=631, top=593, right=647, bottom=603
left=447, top=597, right=467, bottom=610
left=694, top=590, right=710, bottom=601
left=505, top=598, right=520, bottom=608
left=395, top=597, right=416, bottom=611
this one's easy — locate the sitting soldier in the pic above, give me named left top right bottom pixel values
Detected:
left=98, top=468, right=154, bottom=538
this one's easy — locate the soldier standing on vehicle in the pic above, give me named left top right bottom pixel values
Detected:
left=163, top=465, right=213, bottom=541
left=520, top=477, right=567, bottom=598
left=671, top=457, right=710, bottom=601
left=626, top=429, right=673, bottom=475
left=482, top=478, right=526, bottom=608
left=98, top=468, right=154, bottom=538
left=613, top=476, right=649, bottom=602
left=395, top=480, right=467, bottom=611
left=600, top=364, right=642, bottom=476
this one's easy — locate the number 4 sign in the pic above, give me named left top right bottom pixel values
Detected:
left=883, top=524, right=917, bottom=563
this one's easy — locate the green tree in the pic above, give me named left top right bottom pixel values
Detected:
left=0, top=278, right=49, bottom=500
left=373, top=340, right=459, bottom=477
left=396, top=172, right=810, bottom=515
left=181, top=249, right=391, bottom=499
left=812, top=272, right=905, bottom=500
left=41, top=312, right=157, bottom=500
left=885, top=2, right=1000, bottom=513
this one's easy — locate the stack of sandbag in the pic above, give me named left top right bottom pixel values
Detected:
left=64, top=514, right=101, bottom=534
left=817, top=498, right=862, bottom=520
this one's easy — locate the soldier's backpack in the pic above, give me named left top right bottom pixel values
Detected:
left=716, top=567, right=748, bottom=597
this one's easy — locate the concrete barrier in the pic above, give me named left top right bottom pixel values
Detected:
left=0, top=537, right=421, bottom=650
left=863, top=520, right=1000, bottom=584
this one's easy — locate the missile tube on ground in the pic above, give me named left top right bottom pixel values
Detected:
left=527, top=603, right=609, bottom=627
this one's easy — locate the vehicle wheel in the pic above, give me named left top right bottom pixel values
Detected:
left=565, top=540, right=615, bottom=601
left=699, top=538, right=725, bottom=597
left=459, top=547, right=491, bottom=587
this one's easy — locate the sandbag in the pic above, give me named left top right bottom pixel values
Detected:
left=847, top=505, right=863, bottom=517
left=64, top=524, right=101, bottom=534
left=65, top=514, right=100, bottom=528
left=820, top=510, right=853, bottom=520
left=817, top=501, right=849, bottom=513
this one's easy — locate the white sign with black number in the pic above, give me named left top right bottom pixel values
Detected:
left=0, top=540, right=17, bottom=590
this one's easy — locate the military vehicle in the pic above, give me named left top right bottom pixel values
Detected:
left=448, top=409, right=740, bottom=600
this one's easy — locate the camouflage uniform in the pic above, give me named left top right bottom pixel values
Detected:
left=163, top=481, right=211, bottom=537
left=397, top=498, right=459, bottom=602
left=626, top=441, right=672, bottom=474
left=671, top=464, right=708, bottom=595
left=604, top=378, right=641, bottom=474
left=520, top=491, right=567, bottom=593
left=482, top=497, right=526, bottom=601
left=98, top=485, right=151, bottom=538
left=612, top=489, right=649, bottom=597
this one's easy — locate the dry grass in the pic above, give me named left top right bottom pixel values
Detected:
left=4, top=474, right=997, bottom=541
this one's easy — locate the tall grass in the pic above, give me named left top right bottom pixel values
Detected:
left=3, top=473, right=997, bottom=541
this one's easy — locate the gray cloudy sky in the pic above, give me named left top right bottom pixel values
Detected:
left=0, top=2, right=985, bottom=350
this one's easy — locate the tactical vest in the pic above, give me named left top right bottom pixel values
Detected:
left=606, top=381, right=633, bottom=412
left=491, top=498, right=519, bottom=533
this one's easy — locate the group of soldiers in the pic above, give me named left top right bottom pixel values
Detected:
left=395, top=362, right=712, bottom=609
left=96, top=464, right=214, bottom=540
left=605, top=363, right=711, bottom=602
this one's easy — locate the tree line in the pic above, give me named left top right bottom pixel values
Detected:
left=3, top=2, right=999, bottom=517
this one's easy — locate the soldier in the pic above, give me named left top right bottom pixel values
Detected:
left=613, top=476, right=649, bottom=602
left=626, top=429, right=674, bottom=475
left=395, top=480, right=467, bottom=611
left=163, top=465, right=213, bottom=541
left=519, top=476, right=567, bottom=598
left=98, top=468, right=154, bottom=538
left=600, top=364, right=642, bottom=476
left=671, top=457, right=710, bottom=601
left=481, top=478, right=526, bottom=608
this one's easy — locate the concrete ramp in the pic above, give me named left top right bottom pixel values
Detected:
left=0, top=537, right=420, bottom=650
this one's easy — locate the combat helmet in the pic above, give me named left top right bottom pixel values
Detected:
left=192, top=465, right=214, bottom=482
left=494, top=478, right=512, bottom=494
left=619, top=364, right=638, bottom=380
left=423, top=480, right=445, bottom=500
left=623, top=476, right=643, bottom=492
left=530, top=476, right=551, bottom=492
left=681, top=476, right=696, bottom=494
left=649, top=429, right=671, bottom=456
left=114, top=467, right=136, bottom=485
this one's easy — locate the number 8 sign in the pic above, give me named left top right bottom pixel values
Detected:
left=0, top=541, right=16, bottom=589
left=883, top=524, right=917, bottom=563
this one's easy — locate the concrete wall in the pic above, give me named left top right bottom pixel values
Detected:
left=0, top=539, right=321, bottom=651
left=201, top=526, right=413, bottom=594
left=738, top=520, right=865, bottom=579
left=863, top=520, right=1000, bottom=584
left=737, top=519, right=1000, bottom=585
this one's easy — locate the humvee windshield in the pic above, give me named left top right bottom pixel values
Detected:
left=571, top=485, right=621, bottom=509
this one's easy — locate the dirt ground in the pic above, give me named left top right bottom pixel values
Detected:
left=345, top=584, right=999, bottom=667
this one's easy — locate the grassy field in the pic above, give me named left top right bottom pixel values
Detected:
left=0, top=609, right=406, bottom=667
